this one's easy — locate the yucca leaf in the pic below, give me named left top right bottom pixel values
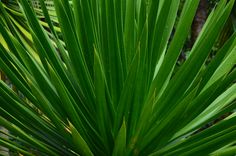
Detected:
left=112, top=120, right=127, bottom=156
left=0, top=138, right=33, bottom=156
left=114, top=48, right=140, bottom=136
left=94, top=47, right=114, bottom=154
left=0, top=116, right=58, bottom=156
left=1, top=0, right=236, bottom=155
left=198, top=32, right=236, bottom=92
left=211, top=145, right=236, bottom=156
left=70, top=122, right=94, bottom=156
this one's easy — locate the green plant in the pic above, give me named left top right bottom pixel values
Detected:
left=0, top=0, right=236, bottom=155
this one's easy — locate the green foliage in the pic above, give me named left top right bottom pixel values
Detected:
left=0, top=0, right=236, bottom=155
